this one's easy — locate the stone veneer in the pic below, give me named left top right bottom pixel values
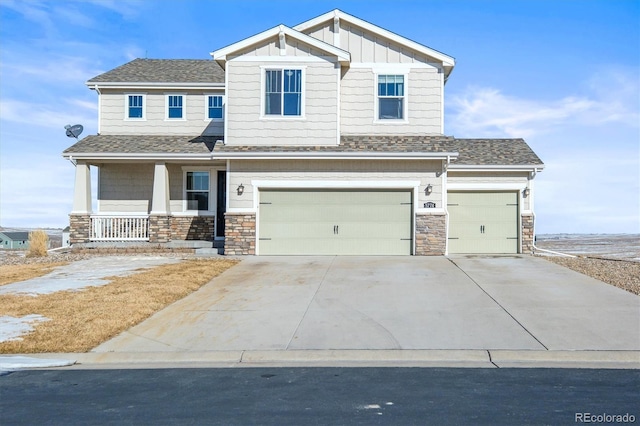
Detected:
left=521, top=213, right=534, bottom=254
left=69, top=214, right=91, bottom=244
left=224, top=213, right=256, bottom=255
left=149, top=215, right=170, bottom=243
left=170, top=216, right=215, bottom=241
left=415, top=213, right=446, bottom=255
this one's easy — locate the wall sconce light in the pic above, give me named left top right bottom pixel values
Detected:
left=523, top=188, right=530, bottom=197
left=237, top=183, right=244, bottom=196
left=425, top=184, right=433, bottom=195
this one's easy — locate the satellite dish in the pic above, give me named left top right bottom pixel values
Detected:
left=64, top=124, right=83, bottom=139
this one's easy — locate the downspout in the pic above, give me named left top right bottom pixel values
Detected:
left=68, top=155, right=77, bottom=167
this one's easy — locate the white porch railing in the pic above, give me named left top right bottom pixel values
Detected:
left=90, top=215, right=150, bottom=241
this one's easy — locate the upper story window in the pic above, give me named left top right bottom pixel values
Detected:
left=185, top=171, right=209, bottom=211
left=166, top=94, right=184, bottom=119
left=378, top=75, right=404, bottom=120
left=264, top=69, right=303, bottom=117
left=207, top=95, right=224, bottom=120
left=126, top=94, right=145, bottom=119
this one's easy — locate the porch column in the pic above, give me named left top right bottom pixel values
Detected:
left=149, top=162, right=171, bottom=243
left=71, top=162, right=92, bottom=214
left=150, top=162, right=170, bottom=215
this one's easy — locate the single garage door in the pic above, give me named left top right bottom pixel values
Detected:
left=447, top=192, right=519, bottom=254
left=259, top=189, right=412, bottom=255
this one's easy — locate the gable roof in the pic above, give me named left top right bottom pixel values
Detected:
left=86, top=59, right=225, bottom=87
left=211, top=24, right=351, bottom=67
left=62, top=135, right=543, bottom=168
left=294, top=9, right=455, bottom=79
left=0, top=231, right=30, bottom=241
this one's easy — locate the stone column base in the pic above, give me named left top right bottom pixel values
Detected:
left=415, top=213, right=446, bottom=255
left=170, top=216, right=215, bottom=241
left=225, top=213, right=256, bottom=255
left=69, top=214, right=91, bottom=244
left=522, top=214, right=534, bottom=254
left=149, top=215, right=171, bottom=243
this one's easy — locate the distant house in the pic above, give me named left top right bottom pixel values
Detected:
left=62, top=226, right=71, bottom=248
left=0, top=231, right=30, bottom=250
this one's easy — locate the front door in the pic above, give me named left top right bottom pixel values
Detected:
left=216, top=170, right=226, bottom=239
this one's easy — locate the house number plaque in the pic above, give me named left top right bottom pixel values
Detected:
left=424, top=202, right=436, bottom=208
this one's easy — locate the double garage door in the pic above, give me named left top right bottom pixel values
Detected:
left=259, top=189, right=412, bottom=255
left=447, top=192, right=519, bottom=254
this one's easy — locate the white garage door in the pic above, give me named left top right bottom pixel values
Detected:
left=259, top=189, right=412, bottom=255
left=447, top=192, right=519, bottom=254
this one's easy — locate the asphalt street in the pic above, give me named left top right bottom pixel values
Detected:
left=1, top=367, right=638, bottom=425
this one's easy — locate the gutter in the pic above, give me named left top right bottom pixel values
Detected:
left=62, top=151, right=460, bottom=162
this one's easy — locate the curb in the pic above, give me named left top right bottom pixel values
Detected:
left=3, top=350, right=639, bottom=370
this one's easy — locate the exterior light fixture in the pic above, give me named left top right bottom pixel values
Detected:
left=425, top=184, right=433, bottom=195
left=237, top=183, right=244, bottom=196
left=523, top=188, right=530, bottom=197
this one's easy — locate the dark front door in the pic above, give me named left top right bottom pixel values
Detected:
left=216, top=170, right=226, bottom=238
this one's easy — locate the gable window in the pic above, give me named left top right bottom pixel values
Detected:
left=126, top=94, right=145, bottom=119
left=265, top=69, right=302, bottom=116
left=186, top=171, right=209, bottom=211
left=207, top=95, right=224, bottom=119
left=378, top=75, right=404, bottom=120
left=166, top=95, right=184, bottom=119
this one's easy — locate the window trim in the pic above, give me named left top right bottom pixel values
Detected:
left=165, top=93, right=186, bottom=121
left=124, top=93, right=146, bottom=120
left=204, top=94, right=225, bottom=121
left=182, top=167, right=213, bottom=214
left=259, top=65, right=306, bottom=120
left=373, top=72, right=409, bottom=124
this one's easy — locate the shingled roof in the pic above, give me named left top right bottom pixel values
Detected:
left=63, top=135, right=543, bottom=166
left=87, top=59, right=225, bottom=84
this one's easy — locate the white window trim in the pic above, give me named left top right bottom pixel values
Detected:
left=373, top=72, right=409, bottom=124
left=259, top=65, right=306, bottom=120
left=124, top=93, right=146, bottom=121
left=204, top=93, right=225, bottom=122
left=182, top=167, right=214, bottom=214
left=165, top=93, right=186, bottom=121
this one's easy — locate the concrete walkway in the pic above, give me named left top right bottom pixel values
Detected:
left=3, top=255, right=639, bottom=369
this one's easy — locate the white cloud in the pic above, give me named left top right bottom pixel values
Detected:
left=0, top=99, right=96, bottom=130
left=446, top=69, right=639, bottom=138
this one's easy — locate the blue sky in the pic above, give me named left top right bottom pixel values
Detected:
left=0, top=0, right=638, bottom=234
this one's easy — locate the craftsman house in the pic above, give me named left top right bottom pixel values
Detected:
left=63, top=9, right=543, bottom=255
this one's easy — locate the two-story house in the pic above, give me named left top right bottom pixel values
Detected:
left=63, top=9, right=544, bottom=256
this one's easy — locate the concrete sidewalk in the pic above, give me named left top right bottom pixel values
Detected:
left=3, top=255, right=639, bottom=370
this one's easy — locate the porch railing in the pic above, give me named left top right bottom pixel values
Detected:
left=90, top=215, right=150, bottom=241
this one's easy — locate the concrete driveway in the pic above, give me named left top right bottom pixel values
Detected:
left=94, top=255, right=640, bottom=353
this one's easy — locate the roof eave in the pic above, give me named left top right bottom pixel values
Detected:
left=86, top=81, right=225, bottom=89
left=214, top=151, right=459, bottom=160
left=448, top=164, right=545, bottom=171
left=62, top=152, right=215, bottom=161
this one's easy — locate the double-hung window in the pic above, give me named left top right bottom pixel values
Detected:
left=167, top=94, right=184, bottom=119
left=185, top=171, right=209, bottom=211
left=378, top=75, right=405, bottom=120
left=126, top=94, right=145, bottom=119
left=207, top=95, right=223, bottom=120
left=264, top=69, right=302, bottom=116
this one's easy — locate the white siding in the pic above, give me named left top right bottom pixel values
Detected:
left=98, top=164, right=154, bottom=212
left=100, top=89, right=224, bottom=136
left=227, top=159, right=441, bottom=210
left=226, top=60, right=339, bottom=145
left=340, top=67, right=442, bottom=135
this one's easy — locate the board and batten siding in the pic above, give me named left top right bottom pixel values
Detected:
left=340, top=67, right=442, bottom=135
left=227, top=159, right=442, bottom=211
left=99, top=89, right=224, bottom=136
left=225, top=59, right=339, bottom=146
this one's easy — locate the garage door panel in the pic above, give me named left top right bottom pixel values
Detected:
left=259, top=189, right=412, bottom=255
left=448, top=192, right=519, bottom=254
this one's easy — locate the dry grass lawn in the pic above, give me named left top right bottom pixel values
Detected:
left=0, top=258, right=238, bottom=353
left=0, top=262, right=69, bottom=286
